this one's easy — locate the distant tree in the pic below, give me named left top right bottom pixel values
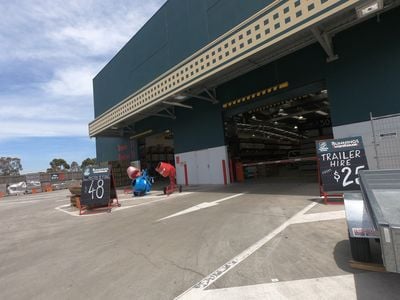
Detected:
left=48, top=158, right=70, bottom=172
left=70, top=161, right=80, bottom=172
left=81, top=158, right=97, bottom=169
left=0, top=157, right=23, bottom=176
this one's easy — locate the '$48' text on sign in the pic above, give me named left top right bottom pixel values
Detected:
left=81, top=167, right=112, bottom=207
left=87, top=179, right=105, bottom=200
left=316, top=137, right=369, bottom=192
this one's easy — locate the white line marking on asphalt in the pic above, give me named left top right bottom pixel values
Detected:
left=55, top=192, right=193, bottom=217
left=158, top=193, right=245, bottom=221
left=290, top=210, right=345, bottom=224
left=119, top=193, right=170, bottom=201
left=158, top=202, right=219, bottom=221
left=175, top=201, right=318, bottom=299
left=184, top=274, right=357, bottom=300
left=55, top=205, right=85, bottom=217
left=0, top=200, right=39, bottom=205
left=118, top=195, right=165, bottom=202
left=213, top=193, right=246, bottom=203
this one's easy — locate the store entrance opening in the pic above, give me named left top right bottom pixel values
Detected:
left=138, top=130, right=175, bottom=180
left=225, top=88, right=333, bottom=181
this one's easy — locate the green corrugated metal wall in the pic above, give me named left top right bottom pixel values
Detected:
left=93, top=0, right=275, bottom=117
left=327, top=6, right=400, bottom=126
left=172, top=98, right=225, bottom=153
left=96, top=136, right=129, bottom=162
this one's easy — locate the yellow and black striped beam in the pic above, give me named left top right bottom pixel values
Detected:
left=222, top=81, right=289, bottom=110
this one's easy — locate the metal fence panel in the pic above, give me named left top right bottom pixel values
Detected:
left=370, top=113, right=400, bottom=169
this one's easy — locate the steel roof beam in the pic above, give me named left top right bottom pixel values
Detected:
left=311, top=27, right=338, bottom=63
left=140, top=109, right=176, bottom=120
left=163, top=101, right=193, bottom=109
left=237, top=122, right=307, bottom=139
left=204, top=89, right=218, bottom=104
left=183, top=91, right=218, bottom=104
left=238, top=127, right=299, bottom=142
left=151, top=113, right=176, bottom=119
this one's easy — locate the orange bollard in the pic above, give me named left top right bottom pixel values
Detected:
left=235, top=162, right=244, bottom=182
left=0, top=192, right=4, bottom=198
left=32, top=188, right=37, bottom=194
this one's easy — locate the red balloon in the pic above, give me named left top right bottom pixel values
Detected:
left=127, top=166, right=141, bottom=179
left=155, top=162, right=176, bottom=178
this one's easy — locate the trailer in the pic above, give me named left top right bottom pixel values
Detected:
left=344, top=169, right=400, bottom=273
left=6, top=182, right=27, bottom=195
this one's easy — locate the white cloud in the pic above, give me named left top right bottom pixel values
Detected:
left=0, top=94, right=91, bottom=140
left=0, top=91, right=91, bottom=114
left=53, top=24, right=122, bottom=56
left=0, top=0, right=165, bottom=62
left=0, top=120, right=88, bottom=140
left=49, top=10, right=154, bottom=57
left=0, top=101, right=89, bottom=121
left=43, top=65, right=98, bottom=97
left=0, top=0, right=167, bottom=140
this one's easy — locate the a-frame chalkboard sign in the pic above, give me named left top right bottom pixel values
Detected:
left=79, top=166, right=120, bottom=215
left=316, top=136, right=369, bottom=203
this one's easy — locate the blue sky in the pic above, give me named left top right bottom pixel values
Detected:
left=0, top=0, right=166, bottom=173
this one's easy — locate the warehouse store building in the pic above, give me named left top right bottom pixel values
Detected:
left=90, top=0, right=400, bottom=185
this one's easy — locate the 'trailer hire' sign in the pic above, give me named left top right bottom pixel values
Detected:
left=316, top=136, right=369, bottom=192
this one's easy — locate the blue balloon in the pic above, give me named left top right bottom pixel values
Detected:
left=132, top=169, right=153, bottom=196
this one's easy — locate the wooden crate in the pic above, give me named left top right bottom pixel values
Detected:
left=70, top=195, right=80, bottom=207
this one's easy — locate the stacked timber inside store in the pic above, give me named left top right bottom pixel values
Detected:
left=139, top=144, right=174, bottom=176
left=110, top=161, right=131, bottom=187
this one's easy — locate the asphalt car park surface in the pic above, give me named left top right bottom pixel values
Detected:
left=1, top=178, right=399, bottom=300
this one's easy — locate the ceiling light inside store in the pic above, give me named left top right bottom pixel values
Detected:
left=356, top=0, right=383, bottom=18
left=293, top=115, right=306, bottom=120
left=251, top=115, right=257, bottom=120
left=274, top=121, right=278, bottom=125
left=316, top=110, right=329, bottom=116
left=294, top=125, right=298, bottom=130
left=278, top=108, right=288, bottom=116
left=174, top=94, right=188, bottom=100
left=130, top=129, right=153, bottom=139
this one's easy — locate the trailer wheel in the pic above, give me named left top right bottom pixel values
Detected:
left=348, top=233, right=372, bottom=262
left=179, top=185, right=182, bottom=193
left=163, top=187, right=167, bottom=195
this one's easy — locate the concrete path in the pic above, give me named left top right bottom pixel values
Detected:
left=0, top=178, right=399, bottom=299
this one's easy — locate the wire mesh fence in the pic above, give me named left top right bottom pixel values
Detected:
left=370, top=112, right=400, bottom=169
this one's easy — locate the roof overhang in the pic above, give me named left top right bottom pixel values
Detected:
left=89, top=0, right=399, bottom=138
